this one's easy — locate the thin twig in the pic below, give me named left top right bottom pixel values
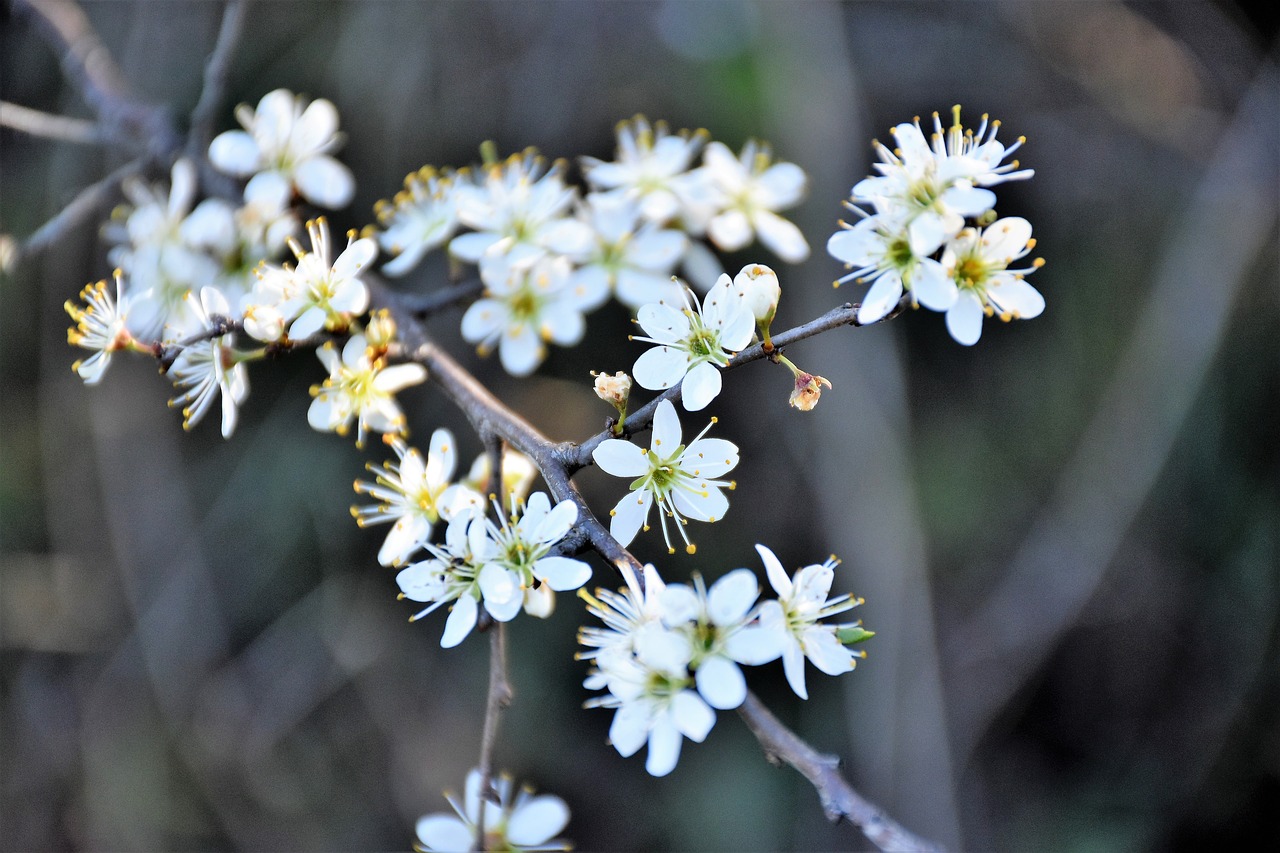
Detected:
left=186, top=0, right=248, bottom=161
left=0, top=100, right=101, bottom=144
left=16, top=156, right=146, bottom=263
left=474, top=622, right=511, bottom=851
left=737, top=692, right=946, bottom=852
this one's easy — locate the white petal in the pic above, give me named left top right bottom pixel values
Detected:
left=946, top=291, right=985, bottom=346
left=441, top=595, right=478, bottom=648
left=460, top=299, right=506, bottom=344
left=781, top=641, right=808, bottom=699
left=707, top=209, right=752, bottom=252
left=724, top=624, right=784, bottom=666
left=498, top=323, right=544, bottom=376
left=680, top=361, right=722, bottom=412
left=379, top=515, right=430, bottom=566
left=609, top=489, right=651, bottom=546
left=980, top=216, right=1033, bottom=261
left=294, top=98, right=340, bottom=153
left=695, top=656, right=747, bottom=710
left=910, top=258, right=958, bottom=312
left=826, top=222, right=880, bottom=266
left=805, top=627, right=857, bottom=676
left=208, top=130, right=261, bottom=175
left=680, top=437, right=738, bottom=479
left=415, top=815, right=473, bottom=853
left=645, top=718, right=683, bottom=777
left=671, top=690, right=716, bottom=741
left=755, top=544, right=791, bottom=597
left=373, top=363, right=427, bottom=393
left=534, top=556, right=591, bottom=592
left=940, top=183, right=996, bottom=218
left=988, top=278, right=1045, bottom=320
left=856, top=271, right=902, bottom=324
left=650, top=399, right=683, bottom=449
left=757, top=162, right=807, bottom=208
left=592, top=439, right=650, bottom=477
left=636, top=301, right=690, bottom=342
left=672, top=483, right=729, bottom=523
left=707, top=569, right=759, bottom=626
left=609, top=702, right=651, bottom=758
left=332, top=237, right=377, bottom=279
left=293, top=157, right=355, bottom=209
left=753, top=210, right=810, bottom=263
left=449, top=231, right=502, bottom=263
left=507, top=796, right=570, bottom=846
left=658, top=585, right=700, bottom=624
left=632, top=345, right=687, bottom=392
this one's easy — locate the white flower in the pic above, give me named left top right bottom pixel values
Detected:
left=731, top=262, right=780, bottom=326
left=351, top=429, right=485, bottom=567
left=214, top=172, right=298, bottom=298
left=399, top=493, right=590, bottom=648
left=851, top=108, right=1030, bottom=257
left=592, top=399, right=738, bottom=554
left=697, top=140, right=810, bottom=263
left=166, top=287, right=248, bottom=437
left=209, top=88, right=355, bottom=209
left=755, top=544, right=863, bottom=700
left=244, top=217, right=374, bottom=341
left=630, top=273, right=754, bottom=411
left=307, top=334, right=427, bottom=448
left=571, top=194, right=687, bottom=310
left=826, top=213, right=955, bottom=324
left=580, top=115, right=709, bottom=226
left=65, top=269, right=138, bottom=385
left=376, top=166, right=460, bottom=277
left=450, top=149, right=593, bottom=266
left=415, top=768, right=570, bottom=853
left=578, top=562, right=670, bottom=669
left=658, top=569, right=780, bottom=710
left=460, top=253, right=608, bottom=376
left=105, top=159, right=221, bottom=337
left=585, top=625, right=716, bottom=777
left=939, top=216, right=1045, bottom=345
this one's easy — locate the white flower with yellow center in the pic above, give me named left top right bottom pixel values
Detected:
left=592, top=399, right=738, bottom=554
left=580, top=115, right=709, bottom=226
left=461, top=253, right=608, bottom=376
left=375, top=166, right=460, bottom=277
left=940, top=216, right=1045, bottom=345
left=415, top=768, right=571, bottom=853
left=209, top=88, right=355, bottom=209
left=826, top=212, right=955, bottom=324
left=571, top=194, right=687, bottom=310
left=166, top=287, right=248, bottom=438
left=697, top=140, right=810, bottom=263
left=64, top=269, right=139, bottom=385
left=630, top=273, right=754, bottom=411
left=351, top=429, right=485, bottom=567
left=307, top=334, right=426, bottom=448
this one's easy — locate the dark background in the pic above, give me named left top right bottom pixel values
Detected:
left=2, top=1, right=1277, bottom=849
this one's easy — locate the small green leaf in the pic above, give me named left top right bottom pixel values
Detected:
left=837, top=626, right=875, bottom=645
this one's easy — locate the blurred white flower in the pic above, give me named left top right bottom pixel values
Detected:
left=461, top=254, right=608, bottom=376
left=630, top=273, right=754, bottom=411
left=307, top=334, right=426, bottom=448
left=209, top=88, right=355, bottom=209
left=415, top=768, right=570, bottom=853
left=352, top=429, right=485, bottom=567
left=580, top=115, right=709, bottom=226
left=166, top=287, right=248, bottom=438
left=696, top=140, right=810, bottom=263
left=376, top=166, right=460, bottom=277
left=940, top=216, right=1044, bottom=345
left=571, top=194, right=687, bottom=309
left=592, top=399, right=738, bottom=553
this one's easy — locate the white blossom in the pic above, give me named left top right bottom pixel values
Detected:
left=826, top=213, right=955, bottom=324
left=755, top=544, right=864, bottom=700
left=351, top=429, right=485, bottom=567
left=696, top=140, right=810, bottom=263
left=939, top=216, right=1044, bottom=346
left=64, top=269, right=138, bottom=385
left=307, top=334, right=426, bottom=448
left=592, top=399, right=738, bottom=554
left=376, top=166, right=460, bottom=277
left=571, top=194, right=687, bottom=310
left=415, top=768, right=570, bottom=853
left=580, top=115, right=709, bottom=227
left=630, top=272, right=754, bottom=411
left=460, top=253, right=608, bottom=376
left=209, top=88, right=355, bottom=209
left=166, top=287, right=248, bottom=437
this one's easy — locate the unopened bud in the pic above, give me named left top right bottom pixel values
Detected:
left=592, top=370, right=632, bottom=409
left=732, top=263, right=781, bottom=326
left=789, top=372, right=832, bottom=411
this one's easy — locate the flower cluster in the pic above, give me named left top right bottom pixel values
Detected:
left=414, top=768, right=570, bottom=853
left=579, top=546, right=869, bottom=776
left=372, top=115, right=810, bottom=376
left=828, top=106, right=1044, bottom=344
left=395, top=492, right=592, bottom=647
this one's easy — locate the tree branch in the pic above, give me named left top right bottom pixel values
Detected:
left=0, top=100, right=101, bottom=144
left=15, top=156, right=146, bottom=264
left=186, top=0, right=248, bottom=160
left=474, top=622, right=512, bottom=851
left=738, top=692, right=946, bottom=852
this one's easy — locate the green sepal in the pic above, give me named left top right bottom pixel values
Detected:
left=837, top=625, right=875, bottom=645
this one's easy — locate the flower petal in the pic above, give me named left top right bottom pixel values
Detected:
left=293, top=156, right=356, bottom=209
left=593, top=439, right=649, bottom=477
left=441, top=595, right=478, bottom=648
left=534, top=556, right=592, bottom=592
left=695, top=656, right=747, bottom=710
left=680, top=361, right=722, bottom=411
left=507, top=795, right=570, bottom=846
left=945, top=291, right=985, bottom=345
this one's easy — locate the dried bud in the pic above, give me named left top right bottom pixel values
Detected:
left=789, top=372, right=832, bottom=411
left=593, top=370, right=632, bottom=409
left=732, top=263, right=781, bottom=325
left=364, top=309, right=397, bottom=350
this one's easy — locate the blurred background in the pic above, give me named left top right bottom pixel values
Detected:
left=2, top=1, right=1277, bottom=849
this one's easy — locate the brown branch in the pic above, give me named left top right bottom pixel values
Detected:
left=0, top=100, right=101, bottom=144
left=474, top=622, right=512, bottom=851
left=738, top=692, right=946, bottom=852
left=15, top=156, right=147, bottom=263
left=186, top=0, right=248, bottom=160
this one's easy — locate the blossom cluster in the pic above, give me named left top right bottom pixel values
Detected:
left=828, top=106, right=1044, bottom=344
left=376, top=115, right=810, bottom=375
left=579, top=546, right=870, bottom=776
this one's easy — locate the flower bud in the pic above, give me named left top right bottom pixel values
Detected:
left=364, top=309, right=398, bottom=350
left=789, top=372, right=832, bottom=411
left=733, top=263, right=781, bottom=325
left=592, top=371, right=632, bottom=409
